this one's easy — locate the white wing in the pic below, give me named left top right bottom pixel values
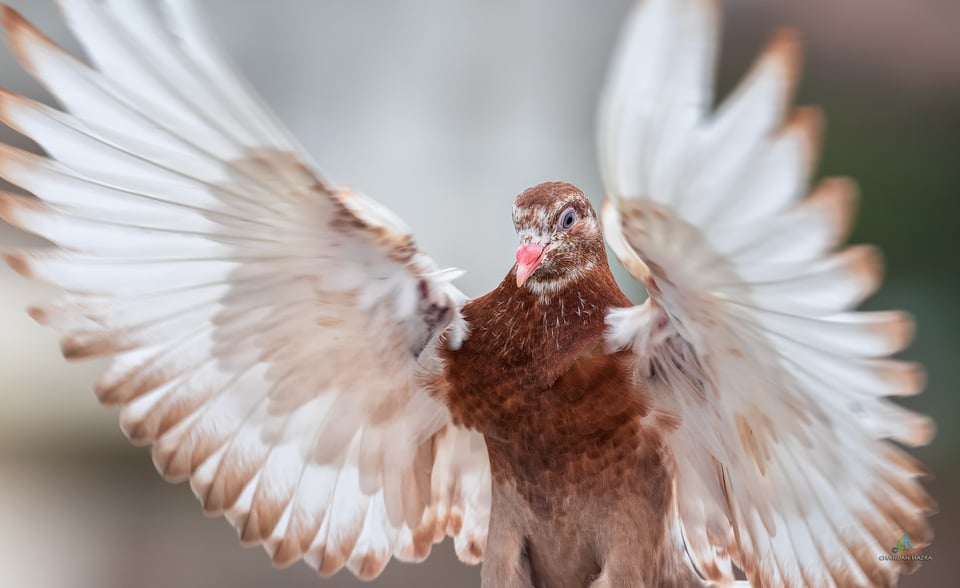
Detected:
left=599, top=1, right=934, bottom=586
left=0, top=1, right=490, bottom=578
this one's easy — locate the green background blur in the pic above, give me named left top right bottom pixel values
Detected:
left=0, top=1, right=956, bottom=586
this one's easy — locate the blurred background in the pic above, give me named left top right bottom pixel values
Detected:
left=0, top=0, right=956, bottom=586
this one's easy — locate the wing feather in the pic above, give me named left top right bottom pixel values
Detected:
left=0, top=2, right=489, bottom=579
left=600, top=1, right=933, bottom=586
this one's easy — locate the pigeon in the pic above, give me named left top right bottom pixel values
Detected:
left=0, top=0, right=934, bottom=587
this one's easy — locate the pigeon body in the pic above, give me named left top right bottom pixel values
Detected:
left=435, top=183, right=693, bottom=586
left=0, top=1, right=935, bottom=587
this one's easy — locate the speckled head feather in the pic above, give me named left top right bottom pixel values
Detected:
left=511, top=182, right=606, bottom=296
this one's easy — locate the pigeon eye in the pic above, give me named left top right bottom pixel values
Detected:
left=558, top=207, right=577, bottom=231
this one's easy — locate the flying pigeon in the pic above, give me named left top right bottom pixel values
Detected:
left=0, top=0, right=934, bottom=587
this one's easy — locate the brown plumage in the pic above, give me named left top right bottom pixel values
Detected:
left=432, top=183, right=696, bottom=587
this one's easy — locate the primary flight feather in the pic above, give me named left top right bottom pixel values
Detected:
left=0, top=1, right=933, bottom=587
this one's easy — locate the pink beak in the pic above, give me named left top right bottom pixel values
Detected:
left=515, top=243, right=547, bottom=287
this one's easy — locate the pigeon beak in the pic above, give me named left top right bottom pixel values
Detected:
left=515, top=243, right=547, bottom=287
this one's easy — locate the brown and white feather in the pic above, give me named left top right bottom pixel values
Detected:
left=599, top=1, right=933, bottom=586
left=0, top=1, right=489, bottom=580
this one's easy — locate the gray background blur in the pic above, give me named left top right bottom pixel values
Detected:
left=0, top=1, right=957, bottom=587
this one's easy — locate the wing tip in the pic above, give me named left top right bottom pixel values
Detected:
left=810, top=177, right=860, bottom=245
left=846, top=243, right=885, bottom=295
left=2, top=248, right=32, bottom=278
left=764, top=28, right=803, bottom=83
left=94, top=369, right=163, bottom=407
left=0, top=191, right=46, bottom=235
left=349, top=550, right=391, bottom=581
left=904, top=361, right=927, bottom=397
left=240, top=502, right=286, bottom=549
left=315, top=545, right=349, bottom=578
left=0, top=7, right=69, bottom=100
left=151, top=442, right=192, bottom=482
left=1, top=4, right=40, bottom=72
left=788, top=105, right=825, bottom=160
left=745, top=27, right=803, bottom=114
left=887, top=310, right=917, bottom=353
left=0, top=189, right=17, bottom=222
left=882, top=443, right=933, bottom=479
left=0, top=5, right=24, bottom=37
left=270, top=535, right=308, bottom=569
left=454, top=530, right=486, bottom=565
left=59, top=336, right=86, bottom=360
left=120, top=416, right=156, bottom=448
left=59, top=333, right=128, bottom=360
left=879, top=360, right=926, bottom=399
left=25, top=303, right=49, bottom=324
left=0, top=86, right=28, bottom=134
left=911, top=412, right=936, bottom=447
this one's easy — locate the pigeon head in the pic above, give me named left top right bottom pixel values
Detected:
left=511, top=182, right=605, bottom=293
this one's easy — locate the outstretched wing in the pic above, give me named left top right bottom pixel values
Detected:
left=0, top=1, right=489, bottom=578
left=599, top=1, right=934, bottom=586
